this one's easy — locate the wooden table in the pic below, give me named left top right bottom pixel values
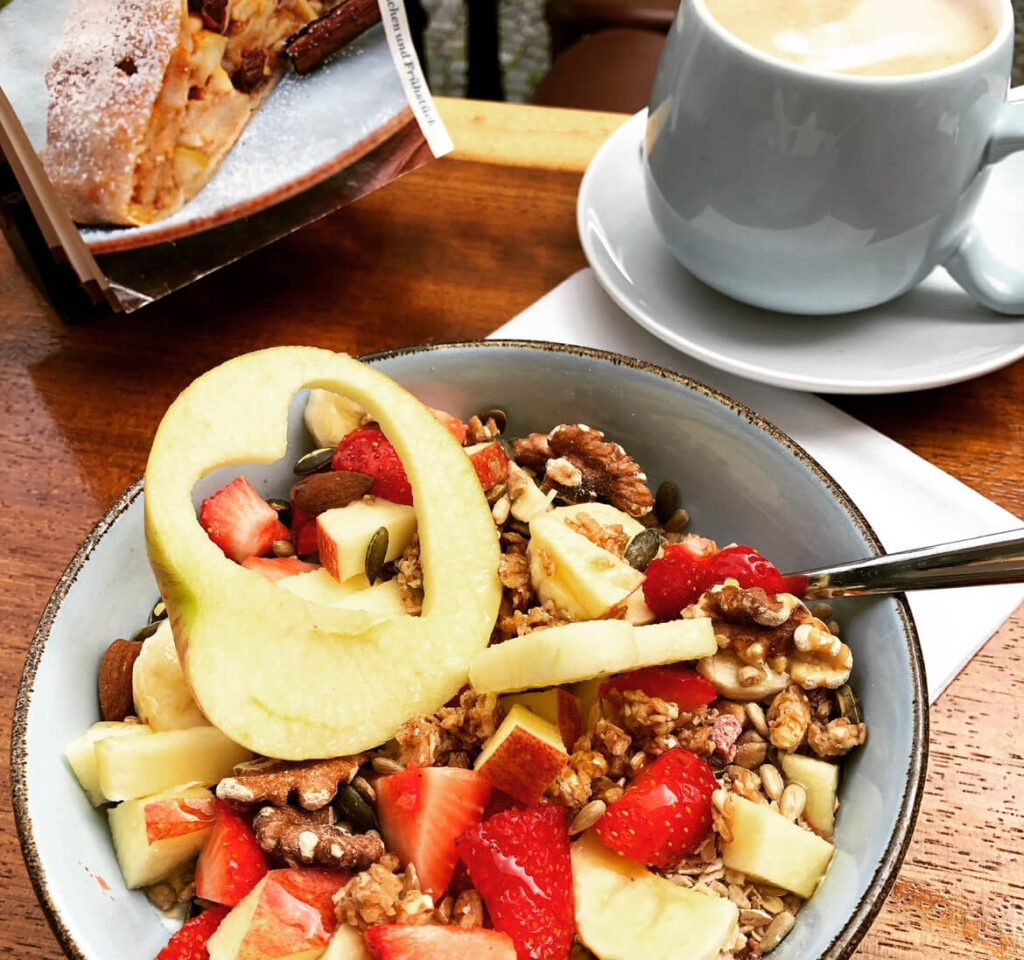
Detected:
left=1, top=99, right=1022, bottom=959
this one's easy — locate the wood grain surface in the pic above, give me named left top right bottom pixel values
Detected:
left=1, top=99, right=1022, bottom=959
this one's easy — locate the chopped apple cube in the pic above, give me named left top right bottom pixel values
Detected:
left=632, top=619, right=717, bottom=665
left=316, top=500, right=416, bottom=584
left=133, top=619, right=209, bottom=731
left=65, top=721, right=153, bottom=805
left=321, top=924, right=370, bottom=960
left=207, top=867, right=348, bottom=960
left=500, top=688, right=581, bottom=750
left=469, top=620, right=638, bottom=693
left=721, top=795, right=835, bottom=898
left=108, top=784, right=215, bottom=888
left=474, top=704, right=569, bottom=804
left=572, top=832, right=738, bottom=960
left=529, top=512, right=644, bottom=620
left=96, top=725, right=252, bottom=802
left=465, top=441, right=510, bottom=489
left=780, top=753, right=840, bottom=838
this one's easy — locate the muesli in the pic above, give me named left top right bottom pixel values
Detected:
left=66, top=352, right=867, bottom=960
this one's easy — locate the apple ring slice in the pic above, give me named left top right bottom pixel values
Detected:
left=145, top=347, right=501, bottom=760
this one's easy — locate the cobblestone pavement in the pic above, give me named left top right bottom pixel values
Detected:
left=421, top=0, right=550, bottom=101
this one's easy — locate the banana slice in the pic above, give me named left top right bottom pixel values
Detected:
left=304, top=388, right=366, bottom=448
left=697, top=650, right=789, bottom=701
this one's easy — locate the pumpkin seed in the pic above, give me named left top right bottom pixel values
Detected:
left=293, top=447, right=334, bottom=476
left=364, top=527, right=389, bottom=585
left=624, top=528, right=664, bottom=571
left=150, top=599, right=167, bottom=623
left=836, top=683, right=862, bottom=724
left=664, top=507, right=690, bottom=533
left=333, top=783, right=378, bottom=833
left=479, top=408, right=508, bottom=434
left=654, top=481, right=679, bottom=524
left=130, top=621, right=160, bottom=643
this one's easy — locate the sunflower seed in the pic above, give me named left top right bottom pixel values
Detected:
left=293, top=447, right=335, bottom=476
left=364, top=527, right=389, bottom=585
left=150, top=600, right=167, bottom=623
left=130, top=621, right=159, bottom=643
left=267, top=498, right=291, bottom=512
left=486, top=482, right=508, bottom=505
left=371, top=756, right=404, bottom=775
left=654, top=480, right=679, bottom=523
left=733, top=740, right=768, bottom=769
left=351, top=775, right=376, bottom=804
left=780, top=783, right=807, bottom=821
left=836, top=684, right=862, bottom=724
left=491, top=495, right=511, bottom=525
left=740, top=908, right=773, bottom=928
left=757, top=911, right=795, bottom=952
left=744, top=702, right=770, bottom=738
left=624, top=528, right=664, bottom=571
left=569, top=800, right=607, bottom=835
left=759, top=763, right=784, bottom=802
left=272, top=539, right=295, bottom=558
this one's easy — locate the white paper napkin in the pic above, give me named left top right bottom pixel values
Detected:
left=491, top=268, right=1024, bottom=703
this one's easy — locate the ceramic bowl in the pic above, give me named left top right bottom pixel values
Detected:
left=13, top=341, right=927, bottom=960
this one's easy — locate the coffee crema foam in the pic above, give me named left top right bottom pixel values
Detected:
left=704, top=0, right=997, bottom=76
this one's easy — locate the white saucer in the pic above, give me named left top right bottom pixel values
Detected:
left=578, top=110, right=1024, bottom=394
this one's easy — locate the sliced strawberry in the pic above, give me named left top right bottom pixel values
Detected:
left=641, top=543, right=708, bottom=620
left=467, top=441, right=510, bottom=489
left=332, top=426, right=412, bottom=505
left=290, top=503, right=319, bottom=557
left=364, top=924, right=517, bottom=960
left=456, top=805, right=574, bottom=960
left=199, top=476, right=290, bottom=564
left=600, top=665, right=717, bottom=712
left=241, top=556, right=320, bottom=582
left=703, top=544, right=786, bottom=595
left=154, top=905, right=229, bottom=960
left=377, top=765, right=491, bottom=901
left=595, top=747, right=717, bottom=867
left=194, top=800, right=269, bottom=907
left=429, top=407, right=469, bottom=445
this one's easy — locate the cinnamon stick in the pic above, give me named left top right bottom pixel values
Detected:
left=285, top=0, right=382, bottom=75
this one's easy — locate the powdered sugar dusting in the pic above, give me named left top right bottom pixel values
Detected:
left=42, top=0, right=184, bottom=221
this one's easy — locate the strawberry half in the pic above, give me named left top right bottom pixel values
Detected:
left=456, top=805, right=574, bottom=960
left=154, top=905, right=229, bottom=960
left=641, top=543, right=708, bottom=620
left=600, top=665, right=717, bottom=712
left=377, top=765, right=491, bottom=901
left=595, top=747, right=717, bottom=867
left=194, top=800, right=269, bottom=907
left=702, top=544, right=786, bottom=594
left=199, top=476, right=290, bottom=564
left=332, top=426, right=412, bottom=505
left=364, top=925, right=517, bottom=960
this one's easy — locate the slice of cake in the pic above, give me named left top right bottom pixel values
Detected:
left=44, top=0, right=326, bottom=225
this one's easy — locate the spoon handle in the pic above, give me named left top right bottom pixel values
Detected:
left=783, top=529, right=1024, bottom=600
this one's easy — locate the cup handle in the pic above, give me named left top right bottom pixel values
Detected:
left=945, top=92, right=1024, bottom=315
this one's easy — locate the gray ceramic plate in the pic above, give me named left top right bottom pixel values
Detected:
left=13, top=341, right=927, bottom=960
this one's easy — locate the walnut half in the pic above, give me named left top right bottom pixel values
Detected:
left=512, top=424, right=654, bottom=517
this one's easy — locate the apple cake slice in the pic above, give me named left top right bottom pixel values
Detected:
left=44, top=0, right=329, bottom=225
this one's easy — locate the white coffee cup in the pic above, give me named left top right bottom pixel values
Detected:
left=644, top=0, right=1024, bottom=315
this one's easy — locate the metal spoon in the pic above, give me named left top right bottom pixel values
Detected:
left=782, top=529, right=1024, bottom=600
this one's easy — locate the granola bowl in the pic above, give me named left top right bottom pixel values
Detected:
left=13, top=340, right=927, bottom=960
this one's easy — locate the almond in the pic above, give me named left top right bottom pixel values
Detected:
left=98, top=638, right=143, bottom=721
left=291, top=470, right=374, bottom=516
